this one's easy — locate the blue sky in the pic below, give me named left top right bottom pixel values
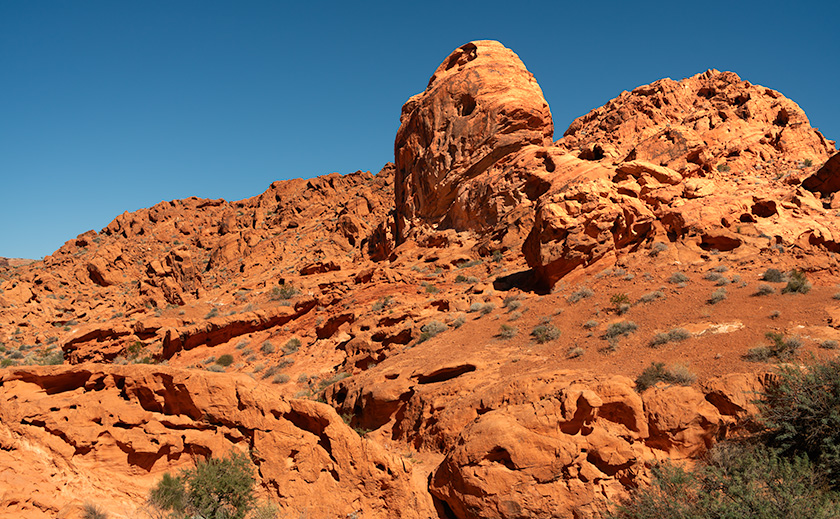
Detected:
left=2, top=1, right=838, bottom=259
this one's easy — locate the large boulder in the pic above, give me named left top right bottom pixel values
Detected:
left=394, top=40, right=554, bottom=243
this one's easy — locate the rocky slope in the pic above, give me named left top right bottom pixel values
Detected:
left=1, top=40, right=839, bottom=518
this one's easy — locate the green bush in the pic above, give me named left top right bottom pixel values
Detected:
left=604, top=321, right=638, bottom=339
left=270, top=283, right=297, bottom=301
left=759, top=358, right=840, bottom=488
left=783, top=270, right=811, bottom=294
left=149, top=452, right=256, bottom=519
left=215, top=354, right=234, bottom=367
left=531, top=324, right=561, bottom=344
left=611, top=444, right=840, bottom=518
left=746, top=332, right=803, bottom=362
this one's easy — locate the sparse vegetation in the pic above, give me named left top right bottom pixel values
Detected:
left=81, top=502, right=108, bottom=519
left=418, top=320, right=447, bottom=342
left=583, top=320, right=599, bottom=329
left=215, top=354, right=234, bottom=367
left=782, top=270, right=811, bottom=294
left=567, top=287, right=595, bottom=304
left=450, top=316, right=466, bottom=328
left=717, top=163, right=731, bottom=172
left=260, top=341, right=275, bottom=354
left=708, top=287, right=727, bottom=304
left=567, top=346, right=584, bottom=358
left=604, top=321, right=638, bottom=339
left=649, top=241, right=669, bottom=256
left=530, top=324, right=561, bottom=344
left=761, top=268, right=786, bottom=282
left=756, top=283, right=775, bottom=296
left=649, top=328, right=691, bottom=347
left=668, top=272, right=689, bottom=284
left=638, top=291, right=665, bottom=304
left=745, top=332, right=803, bottom=362
left=270, top=282, right=297, bottom=300
left=820, top=340, right=838, bottom=350
left=498, top=324, right=517, bottom=339
left=372, top=296, right=393, bottom=312
left=635, top=362, right=696, bottom=392
left=282, top=338, right=301, bottom=355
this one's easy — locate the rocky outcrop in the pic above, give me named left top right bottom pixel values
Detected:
left=0, top=365, right=434, bottom=519
left=394, top=40, right=553, bottom=243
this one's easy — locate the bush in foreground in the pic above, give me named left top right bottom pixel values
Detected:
left=611, top=444, right=840, bottom=519
left=149, top=452, right=256, bottom=519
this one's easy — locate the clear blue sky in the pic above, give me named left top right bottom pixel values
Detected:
left=2, top=1, right=838, bottom=259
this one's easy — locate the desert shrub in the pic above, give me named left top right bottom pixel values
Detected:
left=583, top=320, right=599, bottom=329
left=418, top=320, right=447, bottom=342
left=708, top=287, right=727, bottom=304
left=715, top=277, right=731, bottom=286
left=821, top=340, right=839, bottom=350
left=758, top=358, right=840, bottom=489
left=508, top=311, right=522, bottom=321
left=480, top=303, right=495, bottom=315
left=567, top=346, right=584, bottom=358
left=833, top=292, right=840, bottom=300
left=456, top=259, right=482, bottom=269
left=272, top=373, right=290, bottom=384
left=567, top=287, right=594, bottom=304
left=638, top=291, right=665, bottom=304
left=756, top=283, right=775, bottom=296
left=503, top=296, right=522, bottom=311
left=282, top=338, right=301, bottom=355
left=207, top=364, right=225, bottom=372
left=260, top=341, right=275, bottom=354
left=468, top=302, right=483, bottom=313
left=745, top=333, right=803, bottom=362
left=650, top=242, right=668, bottom=256
left=148, top=452, right=256, bottom=519
left=783, top=270, right=811, bottom=294
left=635, top=362, right=696, bottom=391
left=611, top=443, right=840, bottom=518
left=450, top=316, right=466, bottom=328
left=215, top=354, right=234, bottom=367
left=769, top=310, right=780, bottom=319
left=531, top=324, right=561, bottom=344
left=649, top=328, right=691, bottom=348
left=372, top=296, right=392, bottom=312
left=203, top=356, right=216, bottom=365
left=270, top=283, right=297, bottom=301
left=611, top=293, right=630, bottom=309
left=316, top=372, right=350, bottom=392
left=81, top=503, right=108, bottom=519
left=604, top=321, right=638, bottom=339
left=424, top=283, right=439, bottom=294
left=499, top=324, right=517, bottom=339
left=712, top=265, right=729, bottom=273
left=761, top=268, right=786, bottom=282
left=669, top=272, right=689, bottom=284
left=261, top=365, right=281, bottom=380
left=717, top=163, right=731, bottom=172
left=704, top=272, right=723, bottom=282
left=204, top=308, right=219, bottom=319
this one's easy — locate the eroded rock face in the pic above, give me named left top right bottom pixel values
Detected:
left=0, top=365, right=433, bottom=519
left=394, top=40, right=554, bottom=243
left=559, top=69, right=835, bottom=174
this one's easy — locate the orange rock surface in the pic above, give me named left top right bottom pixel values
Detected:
left=1, top=40, right=839, bottom=518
